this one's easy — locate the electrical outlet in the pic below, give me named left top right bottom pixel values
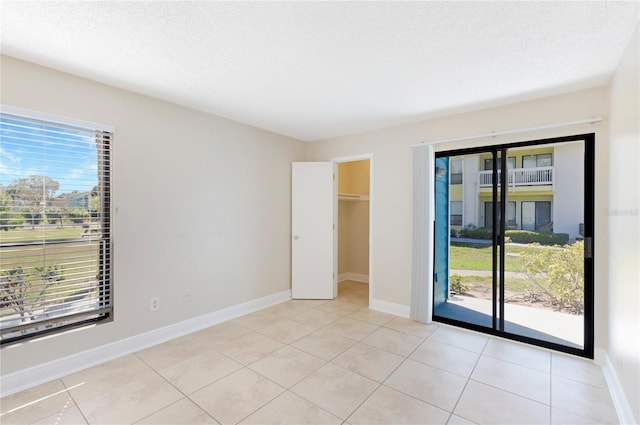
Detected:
left=150, top=297, right=160, bottom=311
left=182, top=292, right=191, bottom=303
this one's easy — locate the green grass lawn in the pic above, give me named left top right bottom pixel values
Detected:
left=449, top=243, right=529, bottom=272
left=1, top=225, right=98, bottom=305
left=1, top=239, right=99, bottom=318
left=0, top=226, right=85, bottom=243
left=452, top=274, right=536, bottom=292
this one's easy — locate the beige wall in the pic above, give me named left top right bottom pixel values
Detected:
left=338, top=160, right=370, bottom=195
left=338, top=161, right=370, bottom=276
left=307, top=87, right=610, bottom=350
left=607, top=24, right=640, bottom=423
left=0, top=56, right=307, bottom=375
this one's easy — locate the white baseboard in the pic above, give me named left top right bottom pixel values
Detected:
left=370, top=298, right=410, bottom=318
left=0, top=289, right=291, bottom=398
left=338, top=272, right=369, bottom=283
left=596, top=348, right=637, bottom=425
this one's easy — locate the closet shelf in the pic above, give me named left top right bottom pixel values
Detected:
left=338, top=193, right=370, bottom=201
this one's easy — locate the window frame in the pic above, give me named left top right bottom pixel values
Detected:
left=450, top=158, right=463, bottom=185
left=450, top=200, right=463, bottom=226
left=0, top=105, right=114, bottom=345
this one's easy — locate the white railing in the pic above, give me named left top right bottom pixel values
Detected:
left=479, top=166, right=553, bottom=187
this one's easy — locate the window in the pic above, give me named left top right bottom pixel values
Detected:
left=483, top=156, right=515, bottom=171
left=0, top=110, right=112, bottom=344
left=506, top=202, right=517, bottom=228
left=522, top=153, right=552, bottom=168
left=450, top=158, right=463, bottom=184
left=484, top=201, right=516, bottom=228
left=450, top=201, right=462, bottom=226
left=522, top=201, right=552, bottom=231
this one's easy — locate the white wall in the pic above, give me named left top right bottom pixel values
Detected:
left=0, top=56, right=307, bottom=375
left=553, top=142, right=585, bottom=240
left=607, top=24, right=640, bottom=424
left=307, top=87, right=610, bottom=350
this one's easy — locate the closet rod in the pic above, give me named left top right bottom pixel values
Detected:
left=410, top=117, right=602, bottom=148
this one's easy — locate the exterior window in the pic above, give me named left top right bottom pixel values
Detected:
left=484, top=201, right=516, bottom=228
left=522, top=201, right=552, bottom=231
left=450, top=201, right=462, bottom=226
left=450, top=159, right=463, bottom=184
left=0, top=111, right=112, bottom=344
left=523, top=153, right=552, bottom=168
left=483, top=156, right=516, bottom=170
left=483, top=158, right=493, bottom=170
left=506, top=202, right=517, bottom=228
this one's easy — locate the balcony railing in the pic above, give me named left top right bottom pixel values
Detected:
left=479, top=166, right=553, bottom=187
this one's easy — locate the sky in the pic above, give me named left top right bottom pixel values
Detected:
left=0, top=115, right=99, bottom=196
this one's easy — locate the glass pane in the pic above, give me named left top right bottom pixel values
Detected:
left=537, top=153, right=553, bottom=167
left=507, top=201, right=517, bottom=228
left=434, top=152, right=495, bottom=329
left=536, top=202, right=552, bottom=230
left=433, top=157, right=449, bottom=311
left=450, top=201, right=462, bottom=226
left=450, top=158, right=463, bottom=184
left=503, top=142, right=585, bottom=349
left=522, top=155, right=536, bottom=168
left=521, top=201, right=534, bottom=230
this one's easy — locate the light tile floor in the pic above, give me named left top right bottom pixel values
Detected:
left=0, top=281, right=618, bottom=424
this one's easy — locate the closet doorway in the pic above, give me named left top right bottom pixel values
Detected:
left=335, top=156, right=372, bottom=307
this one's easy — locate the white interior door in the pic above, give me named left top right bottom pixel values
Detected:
left=291, top=162, right=336, bottom=299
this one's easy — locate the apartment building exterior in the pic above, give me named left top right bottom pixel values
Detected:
left=449, top=142, right=584, bottom=240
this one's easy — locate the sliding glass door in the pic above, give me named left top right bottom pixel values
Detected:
left=433, top=134, right=594, bottom=357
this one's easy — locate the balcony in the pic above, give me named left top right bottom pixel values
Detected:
left=479, top=166, right=553, bottom=188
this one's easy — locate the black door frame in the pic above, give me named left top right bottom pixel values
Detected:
left=433, top=133, right=595, bottom=359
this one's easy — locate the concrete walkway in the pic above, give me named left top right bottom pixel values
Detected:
left=436, top=295, right=583, bottom=348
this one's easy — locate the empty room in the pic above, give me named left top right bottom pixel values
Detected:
left=0, top=2, right=638, bottom=424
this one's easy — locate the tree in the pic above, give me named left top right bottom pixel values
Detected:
left=64, top=207, right=89, bottom=224
left=0, top=265, right=65, bottom=325
left=46, top=206, right=64, bottom=228
left=6, top=176, right=60, bottom=228
left=520, top=241, right=584, bottom=314
left=89, top=195, right=100, bottom=219
left=0, top=190, right=25, bottom=231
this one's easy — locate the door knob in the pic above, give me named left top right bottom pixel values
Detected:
left=293, top=235, right=299, bottom=240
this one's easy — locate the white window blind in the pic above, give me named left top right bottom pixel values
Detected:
left=0, top=111, right=112, bottom=344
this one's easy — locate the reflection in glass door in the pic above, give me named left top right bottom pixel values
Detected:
left=433, top=135, right=594, bottom=357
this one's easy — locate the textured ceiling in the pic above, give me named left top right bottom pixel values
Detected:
left=1, top=1, right=638, bottom=141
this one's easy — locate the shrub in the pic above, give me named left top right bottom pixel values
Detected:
left=65, top=208, right=89, bottom=224
left=520, top=241, right=584, bottom=314
left=449, top=273, right=469, bottom=295
left=505, top=230, right=569, bottom=246
left=458, top=226, right=569, bottom=246
left=22, top=211, right=42, bottom=226
left=459, top=226, right=493, bottom=239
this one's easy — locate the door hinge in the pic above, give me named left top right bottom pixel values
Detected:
left=333, top=174, right=335, bottom=181
left=584, top=237, right=593, bottom=259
